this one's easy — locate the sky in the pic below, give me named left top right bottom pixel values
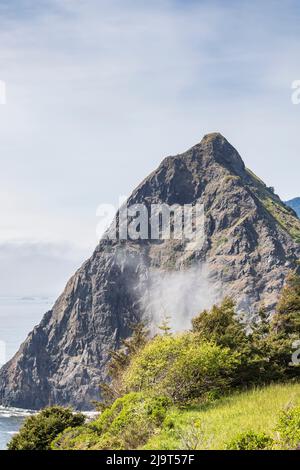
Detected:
left=0, top=0, right=300, bottom=296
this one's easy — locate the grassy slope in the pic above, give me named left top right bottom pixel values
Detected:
left=143, top=382, right=300, bottom=449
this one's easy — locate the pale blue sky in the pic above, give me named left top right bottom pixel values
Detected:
left=0, top=0, right=300, bottom=294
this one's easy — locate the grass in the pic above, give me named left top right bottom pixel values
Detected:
left=143, top=382, right=300, bottom=449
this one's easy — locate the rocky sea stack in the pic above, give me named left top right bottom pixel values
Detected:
left=1, top=133, right=299, bottom=410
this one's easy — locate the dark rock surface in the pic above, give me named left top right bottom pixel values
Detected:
left=1, top=133, right=299, bottom=410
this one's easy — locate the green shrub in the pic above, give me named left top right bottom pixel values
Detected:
left=275, top=406, right=300, bottom=449
left=161, top=342, right=239, bottom=404
left=51, top=426, right=99, bottom=450
left=225, top=430, right=273, bottom=450
left=8, top=406, right=85, bottom=450
left=53, top=392, right=171, bottom=450
left=123, top=333, right=239, bottom=404
left=123, top=334, right=188, bottom=392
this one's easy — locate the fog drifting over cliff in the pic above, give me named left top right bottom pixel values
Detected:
left=143, top=264, right=220, bottom=332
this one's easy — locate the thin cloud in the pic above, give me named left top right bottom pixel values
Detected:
left=0, top=0, right=299, bottom=255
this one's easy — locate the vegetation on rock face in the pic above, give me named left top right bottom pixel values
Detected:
left=8, top=272, right=300, bottom=450
left=7, top=407, right=85, bottom=450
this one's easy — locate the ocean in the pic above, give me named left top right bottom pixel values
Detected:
left=0, top=296, right=53, bottom=450
left=0, top=406, right=34, bottom=450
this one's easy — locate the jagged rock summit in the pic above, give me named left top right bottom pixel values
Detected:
left=1, top=133, right=299, bottom=410
left=200, top=132, right=246, bottom=174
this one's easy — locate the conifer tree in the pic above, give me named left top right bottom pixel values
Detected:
left=158, top=315, right=172, bottom=336
left=97, top=320, right=149, bottom=410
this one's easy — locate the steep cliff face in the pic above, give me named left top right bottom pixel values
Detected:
left=1, top=133, right=299, bottom=410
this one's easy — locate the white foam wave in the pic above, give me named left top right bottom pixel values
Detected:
left=0, top=406, right=35, bottom=418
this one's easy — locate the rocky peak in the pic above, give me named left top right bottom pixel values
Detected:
left=198, top=132, right=246, bottom=175
left=0, top=134, right=299, bottom=410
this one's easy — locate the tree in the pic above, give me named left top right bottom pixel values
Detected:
left=191, top=290, right=299, bottom=387
left=272, top=272, right=300, bottom=335
left=158, top=315, right=172, bottom=336
left=8, top=406, right=85, bottom=450
left=261, top=272, right=300, bottom=379
left=97, top=320, right=150, bottom=409
left=192, top=298, right=248, bottom=350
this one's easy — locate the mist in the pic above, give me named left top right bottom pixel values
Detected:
left=142, top=263, right=220, bottom=332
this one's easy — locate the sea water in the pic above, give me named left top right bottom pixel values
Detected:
left=0, top=406, right=35, bottom=449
